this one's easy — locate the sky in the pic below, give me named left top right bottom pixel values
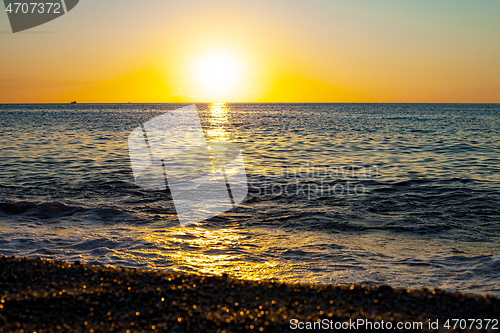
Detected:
left=1, top=0, right=499, bottom=103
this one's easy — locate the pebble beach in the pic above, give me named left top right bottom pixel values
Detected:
left=0, top=256, right=498, bottom=332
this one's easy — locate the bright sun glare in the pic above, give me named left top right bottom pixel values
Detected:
left=193, top=51, right=243, bottom=101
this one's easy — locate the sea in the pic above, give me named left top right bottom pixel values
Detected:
left=1, top=103, right=499, bottom=296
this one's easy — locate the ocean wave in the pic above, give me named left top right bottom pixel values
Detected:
left=0, top=201, right=136, bottom=223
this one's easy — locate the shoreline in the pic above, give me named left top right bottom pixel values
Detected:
left=0, top=256, right=499, bottom=332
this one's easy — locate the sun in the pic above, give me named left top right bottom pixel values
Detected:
left=193, top=51, right=243, bottom=101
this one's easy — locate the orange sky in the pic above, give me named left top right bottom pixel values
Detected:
left=1, top=0, right=499, bottom=103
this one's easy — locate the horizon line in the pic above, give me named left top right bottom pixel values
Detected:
left=1, top=102, right=499, bottom=105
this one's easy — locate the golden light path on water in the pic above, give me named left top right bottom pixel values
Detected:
left=138, top=226, right=340, bottom=283
left=142, top=228, right=283, bottom=281
left=206, top=102, right=230, bottom=142
left=131, top=102, right=329, bottom=282
left=140, top=102, right=298, bottom=281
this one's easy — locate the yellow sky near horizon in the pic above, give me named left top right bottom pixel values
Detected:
left=1, top=0, right=499, bottom=103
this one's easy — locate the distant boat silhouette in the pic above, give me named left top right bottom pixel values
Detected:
left=71, top=101, right=77, bottom=104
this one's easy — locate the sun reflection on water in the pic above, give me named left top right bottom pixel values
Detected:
left=207, top=103, right=231, bottom=142
left=141, top=227, right=295, bottom=281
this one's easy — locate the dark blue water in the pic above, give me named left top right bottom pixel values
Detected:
left=1, top=103, right=499, bottom=296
